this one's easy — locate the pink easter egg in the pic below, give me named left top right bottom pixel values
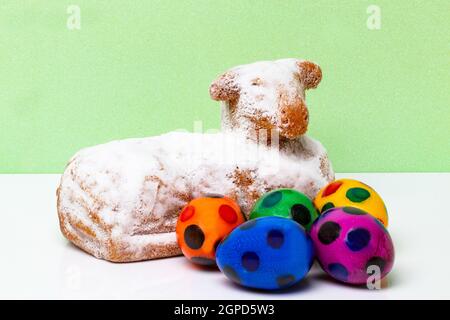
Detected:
left=310, top=207, right=394, bottom=285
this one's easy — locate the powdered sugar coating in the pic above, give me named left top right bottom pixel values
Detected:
left=58, top=132, right=333, bottom=261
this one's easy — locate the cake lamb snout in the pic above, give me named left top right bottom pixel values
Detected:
left=57, top=58, right=333, bottom=262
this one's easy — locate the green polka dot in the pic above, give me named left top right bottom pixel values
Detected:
left=342, top=206, right=367, bottom=215
left=346, top=187, right=370, bottom=203
left=321, top=202, right=334, bottom=213
left=262, top=190, right=282, bottom=207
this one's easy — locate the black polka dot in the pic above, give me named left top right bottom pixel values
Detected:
left=328, top=263, right=349, bottom=282
left=267, top=229, right=284, bottom=249
left=342, top=206, right=367, bottom=215
left=291, top=204, right=311, bottom=227
left=276, top=274, right=296, bottom=288
left=190, top=257, right=216, bottom=266
left=184, top=224, right=205, bottom=250
left=239, top=219, right=257, bottom=230
left=321, top=202, right=335, bottom=213
left=318, top=221, right=341, bottom=245
left=223, top=265, right=240, bottom=284
left=205, top=193, right=224, bottom=198
left=241, top=251, right=260, bottom=272
left=365, top=256, right=386, bottom=273
left=345, top=228, right=371, bottom=251
left=262, top=191, right=282, bottom=208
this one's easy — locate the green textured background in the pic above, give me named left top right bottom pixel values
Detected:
left=0, top=0, right=449, bottom=173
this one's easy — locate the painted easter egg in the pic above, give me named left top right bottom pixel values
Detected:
left=313, top=179, right=389, bottom=227
left=216, top=216, right=314, bottom=290
left=250, top=188, right=318, bottom=231
left=309, top=207, right=394, bottom=285
left=176, top=195, right=245, bottom=266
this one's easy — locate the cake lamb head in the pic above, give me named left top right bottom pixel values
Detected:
left=209, top=58, right=322, bottom=140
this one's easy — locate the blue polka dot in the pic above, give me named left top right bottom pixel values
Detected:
left=345, top=228, right=371, bottom=251
left=328, top=263, right=348, bottom=281
left=241, top=252, right=260, bottom=272
left=267, top=229, right=284, bottom=249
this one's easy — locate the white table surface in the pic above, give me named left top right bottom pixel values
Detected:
left=0, top=173, right=449, bottom=300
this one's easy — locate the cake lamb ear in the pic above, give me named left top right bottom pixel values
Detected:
left=209, top=71, right=240, bottom=101
left=296, top=60, right=322, bottom=90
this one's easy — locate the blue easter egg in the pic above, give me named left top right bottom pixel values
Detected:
left=216, top=216, right=314, bottom=290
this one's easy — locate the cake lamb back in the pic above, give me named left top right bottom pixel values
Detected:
left=57, top=58, right=334, bottom=262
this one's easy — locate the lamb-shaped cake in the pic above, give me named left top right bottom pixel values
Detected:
left=57, top=58, right=334, bottom=262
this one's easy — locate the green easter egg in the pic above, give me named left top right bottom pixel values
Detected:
left=250, top=188, right=318, bottom=231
